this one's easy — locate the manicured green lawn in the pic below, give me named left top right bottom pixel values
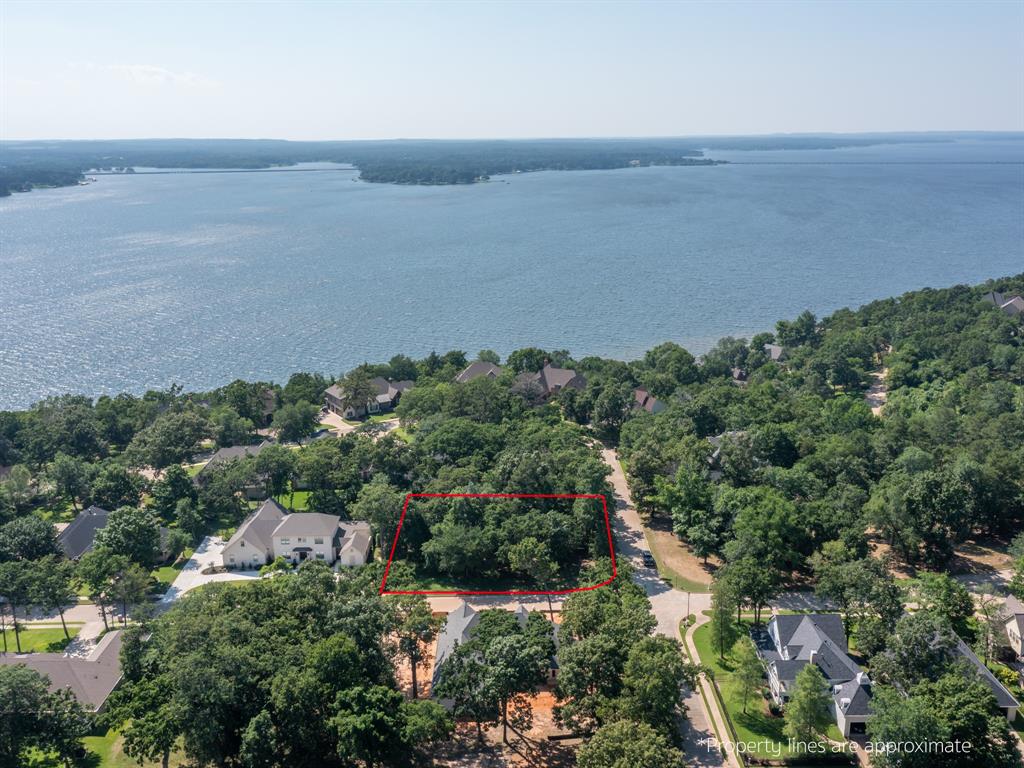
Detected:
left=149, top=550, right=192, bottom=593
left=367, top=412, right=399, bottom=424
left=31, top=500, right=77, bottom=524
left=393, top=426, right=413, bottom=443
left=274, top=490, right=311, bottom=510
left=692, top=621, right=844, bottom=760
left=185, top=462, right=205, bottom=477
left=2, top=625, right=81, bottom=653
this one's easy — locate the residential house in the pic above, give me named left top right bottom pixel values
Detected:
left=323, top=378, right=414, bottom=419
left=455, top=360, right=504, bottom=384
left=952, top=636, right=1019, bottom=722
left=57, top=506, right=113, bottom=560
left=764, top=343, right=786, bottom=362
left=1004, top=595, right=1024, bottom=660
left=514, top=363, right=586, bottom=399
left=432, top=602, right=558, bottom=706
left=0, top=629, right=124, bottom=713
left=633, top=387, right=666, bottom=415
left=705, top=430, right=747, bottom=482
left=220, top=499, right=372, bottom=569
left=753, top=614, right=872, bottom=737
left=982, top=290, right=1024, bottom=318
left=194, top=440, right=273, bottom=499
left=57, top=505, right=170, bottom=562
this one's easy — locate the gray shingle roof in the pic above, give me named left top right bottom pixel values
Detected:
left=954, top=638, right=1019, bottom=711
left=833, top=673, right=873, bottom=716
left=224, top=499, right=287, bottom=553
left=56, top=506, right=111, bottom=559
left=432, top=602, right=480, bottom=689
left=272, top=512, right=342, bottom=539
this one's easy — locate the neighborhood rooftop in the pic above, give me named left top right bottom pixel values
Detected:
left=0, top=629, right=124, bottom=713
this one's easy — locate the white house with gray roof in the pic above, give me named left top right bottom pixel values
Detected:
left=221, top=499, right=371, bottom=568
left=753, top=613, right=873, bottom=737
left=1004, top=595, right=1024, bottom=660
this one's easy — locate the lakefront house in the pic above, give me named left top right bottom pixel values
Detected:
left=323, top=378, right=414, bottom=419
left=220, top=499, right=372, bottom=568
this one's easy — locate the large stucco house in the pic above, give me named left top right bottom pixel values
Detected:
left=221, top=499, right=372, bottom=569
left=753, top=614, right=873, bottom=737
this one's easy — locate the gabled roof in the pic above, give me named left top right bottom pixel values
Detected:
left=198, top=441, right=271, bottom=477
left=516, top=364, right=586, bottom=396
left=456, top=361, right=503, bottom=384
left=981, top=290, right=1005, bottom=306
left=224, top=499, right=287, bottom=553
left=0, top=630, right=124, bottom=711
left=57, top=506, right=112, bottom=559
left=954, top=637, right=1019, bottom=710
left=272, top=512, right=342, bottom=539
left=772, top=613, right=847, bottom=651
left=432, top=602, right=480, bottom=688
left=833, top=673, right=873, bottom=716
left=339, top=521, right=372, bottom=558
left=633, top=387, right=664, bottom=414
left=1000, top=296, right=1024, bottom=316
left=764, top=343, right=786, bottom=361
left=1004, top=595, right=1024, bottom=639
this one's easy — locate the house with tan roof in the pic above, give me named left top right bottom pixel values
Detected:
left=0, top=630, right=124, bottom=713
left=221, top=499, right=372, bottom=568
left=514, top=363, right=586, bottom=399
left=455, top=360, right=504, bottom=384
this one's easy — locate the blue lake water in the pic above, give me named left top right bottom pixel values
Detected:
left=1, top=140, right=1022, bottom=409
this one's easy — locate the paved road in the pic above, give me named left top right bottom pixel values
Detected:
left=600, top=447, right=724, bottom=768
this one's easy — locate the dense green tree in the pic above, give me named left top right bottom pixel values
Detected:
left=708, top=575, right=740, bottom=660
left=151, top=463, right=197, bottom=521
left=733, top=636, right=764, bottom=714
left=28, top=556, right=76, bottom=639
left=125, top=409, right=209, bottom=469
left=576, top=720, right=684, bottom=768
left=95, top=505, right=161, bottom=567
left=783, top=663, right=832, bottom=745
left=48, top=452, right=93, bottom=511
left=0, top=515, right=60, bottom=561
left=89, top=462, right=142, bottom=509
left=272, top=400, right=319, bottom=442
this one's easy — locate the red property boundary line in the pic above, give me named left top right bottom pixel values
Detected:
left=379, top=493, right=617, bottom=596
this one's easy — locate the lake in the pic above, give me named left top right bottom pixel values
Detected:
left=1, top=140, right=1022, bottom=409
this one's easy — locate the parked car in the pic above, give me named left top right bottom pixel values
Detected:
left=641, top=551, right=656, bottom=568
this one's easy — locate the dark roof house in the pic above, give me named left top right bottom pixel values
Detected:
left=57, top=506, right=112, bottom=560
left=754, top=613, right=872, bottom=736
left=633, top=387, right=666, bottom=414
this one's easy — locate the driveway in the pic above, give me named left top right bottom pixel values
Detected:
left=159, top=536, right=261, bottom=607
left=601, top=447, right=723, bottom=767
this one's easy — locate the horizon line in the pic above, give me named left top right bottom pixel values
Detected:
left=5, top=129, right=1024, bottom=144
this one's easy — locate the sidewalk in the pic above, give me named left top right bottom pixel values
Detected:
left=683, top=612, right=743, bottom=768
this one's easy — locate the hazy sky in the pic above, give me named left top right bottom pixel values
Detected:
left=3, top=0, right=1022, bottom=140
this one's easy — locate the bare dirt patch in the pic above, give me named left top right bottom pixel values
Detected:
left=868, top=531, right=1013, bottom=578
left=431, top=690, right=577, bottom=768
